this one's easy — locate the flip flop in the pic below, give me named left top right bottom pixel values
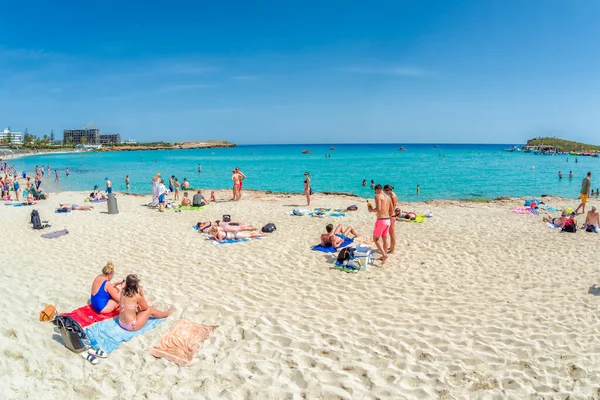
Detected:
left=81, top=352, right=99, bottom=365
left=88, top=348, right=108, bottom=358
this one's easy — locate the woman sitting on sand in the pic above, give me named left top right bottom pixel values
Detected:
left=197, top=221, right=257, bottom=233
left=119, top=274, right=174, bottom=331
left=90, top=262, right=123, bottom=313
left=209, top=226, right=265, bottom=242
left=181, top=192, right=192, bottom=206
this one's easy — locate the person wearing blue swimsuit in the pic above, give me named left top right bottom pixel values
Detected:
left=90, top=262, right=123, bottom=313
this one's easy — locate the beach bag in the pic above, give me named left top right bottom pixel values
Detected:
left=31, top=210, right=43, bottom=229
left=561, top=224, right=577, bottom=233
left=337, top=247, right=355, bottom=264
left=346, top=205, right=358, bottom=211
left=261, top=223, right=276, bottom=233
left=222, top=215, right=231, bottom=222
left=54, top=316, right=87, bottom=353
left=39, top=304, right=57, bottom=322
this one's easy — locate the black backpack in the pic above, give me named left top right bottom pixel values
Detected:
left=53, top=316, right=87, bottom=353
left=31, top=209, right=43, bottom=230
left=561, top=224, right=577, bottom=233
left=261, top=223, right=276, bottom=233
left=337, top=247, right=355, bottom=264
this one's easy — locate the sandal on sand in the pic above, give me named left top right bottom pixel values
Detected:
left=81, top=352, right=99, bottom=365
left=88, top=348, right=108, bottom=358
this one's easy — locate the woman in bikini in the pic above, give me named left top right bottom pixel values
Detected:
left=90, top=262, right=123, bottom=313
left=304, top=172, right=311, bottom=206
left=118, top=274, right=174, bottom=331
left=196, top=221, right=257, bottom=233
left=209, top=226, right=265, bottom=242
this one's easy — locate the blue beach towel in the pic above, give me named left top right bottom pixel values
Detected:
left=89, top=199, right=107, bottom=203
left=85, top=317, right=165, bottom=353
left=311, top=236, right=354, bottom=253
left=329, top=213, right=346, bottom=217
left=55, top=208, right=71, bottom=214
left=540, top=205, right=560, bottom=213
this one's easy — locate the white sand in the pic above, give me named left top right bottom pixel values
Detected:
left=1, top=191, right=600, bottom=399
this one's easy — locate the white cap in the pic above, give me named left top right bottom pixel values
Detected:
left=592, top=205, right=597, bottom=210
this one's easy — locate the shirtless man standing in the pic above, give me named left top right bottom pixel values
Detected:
left=368, top=184, right=395, bottom=265
left=384, top=184, right=398, bottom=254
left=584, top=205, right=600, bottom=232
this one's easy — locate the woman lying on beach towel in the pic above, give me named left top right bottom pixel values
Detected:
left=394, top=209, right=417, bottom=221
left=90, top=262, right=123, bottom=313
left=59, top=203, right=94, bottom=211
left=208, top=226, right=265, bottom=242
left=196, top=221, right=257, bottom=233
left=119, top=274, right=174, bottom=331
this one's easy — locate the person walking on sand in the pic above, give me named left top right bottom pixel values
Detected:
left=368, top=184, right=394, bottom=265
left=304, top=172, right=312, bottom=206
left=125, top=175, right=130, bottom=190
left=384, top=184, right=398, bottom=254
left=575, top=172, right=592, bottom=215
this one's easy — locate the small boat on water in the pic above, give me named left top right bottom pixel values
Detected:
left=504, top=146, right=522, bottom=152
left=329, top=146, right=335, bottom=150
left=398, top=147, right=406, bottom=152
left=301, top=149, right=312, bottom=154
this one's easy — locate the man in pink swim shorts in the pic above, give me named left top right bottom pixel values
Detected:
left=368, top=184, right=395, bottom=265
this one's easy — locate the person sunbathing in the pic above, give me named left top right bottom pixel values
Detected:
left=196, top=221, right=256, bottom=233
left=395, top=209, right=416, bottom=221
left=209, top=226, right=265, bottom=242
left=24, top=191, right=37, bottom=205
left=59, top=203, right=94, bottom=211
left=118, top=274, right=174, bottom=331
left=90, top=187, right=106, bottom=200
left=181, top=192, right=192, bottom=206
left=320, top=223, right=359, bottom=248
left=543, top=211, right=567, bottom=227
left=584, top=205, right=599, bottom=232
left=90, top=262, right=123, bottom=313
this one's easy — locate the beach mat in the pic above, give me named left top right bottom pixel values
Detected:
left=311, top=236, right=354, bottom=253
left=85, top=317, right=166, bottom=353
left=88, top=199, right=107, bottom=203
left=546, top=223, right=561, bottom=229
left=173, top=205, right=205, bottom=211
left=55, top=209, right=71, bottom=214
left=150, top=319, right=217, bottom=366
left=209, top=237, right=261, bottom=245
left=4, top=202, right=33, bottom=207
left=41, top=229, right=69, bottom=239
left=511, top=208, right=540, bottom=215
left=398, top=214, right=426, bottom=223
left=60, top=304, right=120, bottom=328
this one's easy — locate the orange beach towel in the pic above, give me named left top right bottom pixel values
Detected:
left=150, top=319, right=217, bottom=366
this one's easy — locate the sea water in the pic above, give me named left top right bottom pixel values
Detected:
left=10, top=144, right=599, bottom=202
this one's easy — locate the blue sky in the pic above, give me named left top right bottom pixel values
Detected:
left=2, top=1, right=600, bottom=144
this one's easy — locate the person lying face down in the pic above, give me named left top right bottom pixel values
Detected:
left=59, top=203, right=95, bottom=211
left=320, top=223, right=359, bottom=248
left=394, top=208, right=416, bottom=221
left=196, top=221, right=256, bottom=233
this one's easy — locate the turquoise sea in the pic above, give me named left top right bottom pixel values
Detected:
left=9, top=144, right=600, bottom=202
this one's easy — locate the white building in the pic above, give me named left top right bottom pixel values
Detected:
left=0, top=128, right=23, bottom=145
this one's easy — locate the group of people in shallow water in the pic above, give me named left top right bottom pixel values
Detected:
left=90, top=262, right=174, bottom=331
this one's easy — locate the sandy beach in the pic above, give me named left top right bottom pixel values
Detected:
left=1, top=190, right=600, bottom=399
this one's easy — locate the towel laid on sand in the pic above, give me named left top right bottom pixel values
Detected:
left=540, top=205, right=560, bottom=213
left=55, top=208, right=71, bottom=214
left=398, top=214, right=426, bottom=223
left=546, top=222, right=562, bottom=229
left=150, top=320, right=217, bottom=366
left=41, top=229, right=69, bottom=239
left=209, top=237, right=261, bottom=245
left=88, top=199, right=107, bottom=203
left=85, top=317, right=166, bottom=353
left=173, top=205, right=205, bottom=211
left=4, top=203, right=33, bottom=207
left=511, top=208, right=540, bottom=215
left=60, top=304, right=120, bottom=328
left=311, top=235, right=354, bottom=253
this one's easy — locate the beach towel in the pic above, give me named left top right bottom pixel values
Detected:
left=546, top=222, right=562, bottom=229
left=150, top=320, right=217, bottom=366
left=511, top=208, right=540, bottom=215
left=55, top=208, right=71, bottom=214
left=60, top=304, right=120, bottom=328
left=174, top=205, right=205, bottom=211
left=4, top=202, right=32, bottom=207
left=311, top=236, right=354, bottom=253
left=333, top=260, right=360, bottom=273
left=209, top=237, right=260, bottom=245
left=88, top=199, right=107, bottom=203
left=540, top=205, right=560, bottom=213
left=85, top=317, right=166, bottom=353
left=398, top=214, right=426, bottom=223
left=41, top=229, right=69, bottom=239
